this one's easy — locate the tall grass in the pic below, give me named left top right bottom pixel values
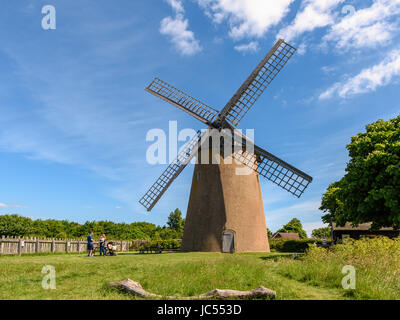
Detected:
left=278, top=237, right=400, bottom=299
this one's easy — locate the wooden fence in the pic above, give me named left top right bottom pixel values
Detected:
left=0, top=236, right=135, bottom=255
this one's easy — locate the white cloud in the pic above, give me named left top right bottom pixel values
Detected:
left=320, top=49, right=400, bottom=99
left=160, top=15, right=202, bottom=56
left=323, top=0, right=400, bottom=50
left=160, top=1, right=202, bottom=56
left=303, top=221, right=329, bottom=238
left=321, top=65, right=337, bottom=74
left=166, top=0, right=185, bottom=14
left=267, top=201, right=321, bottom=222
left=234, top=41, right=259, bottom=53
left=297, top=42, right=307, bottom=55
left=278, top=0, right=344, bottom=41
left=197, top=0, right=294, bottom=40
left=0, top=203, right=28, bottom=209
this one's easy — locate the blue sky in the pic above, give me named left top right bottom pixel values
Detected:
left=0, top=0, right=399, bottom=236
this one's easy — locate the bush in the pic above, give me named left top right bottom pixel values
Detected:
left=140, top=239, right=182, bottom=250
left=269, top=239, right=327, bottom=252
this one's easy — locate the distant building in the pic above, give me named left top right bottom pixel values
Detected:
left=272, top=232, right=300, bottom=240
left=332, top=222, right=400, bottom=242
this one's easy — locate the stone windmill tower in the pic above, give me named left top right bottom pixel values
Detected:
left=140, top=40, right=313, bottom=253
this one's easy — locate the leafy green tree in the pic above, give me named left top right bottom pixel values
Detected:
left=0, top=214, right=33, bottom=237
left=167, top=208, right=185, bottom=233
left=321, top=115, right=400, bottom=230
left=277, top=218, right=307, bottom=239
left=311, top=227, right=331, bottom=239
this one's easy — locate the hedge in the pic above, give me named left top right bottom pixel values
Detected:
left=139, top=239, right=182, bottom=250
left=134, top=238, right=329, bottom=252
left=269, top=239, right=330, bottom=253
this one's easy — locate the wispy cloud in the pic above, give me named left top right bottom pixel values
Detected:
left=323, top=0, right=400, bottom=50
left=160, top=0, right=202, bottom=56
left=234, top=41, right=259, bottom=54
left=0, top=203, right=28, bottom=209
left=166, top=0, right=185, bottom=13
left=320, top=49, right=400, bottom=99
left=0, top=7, right=167, bottom=212
left=266, top=200, right=323, bottom=236
left=267, top=200, right=321, bottom=222
left=278, top=0, right=344, bottom=41
left=303, top=221, right=329, bottom=237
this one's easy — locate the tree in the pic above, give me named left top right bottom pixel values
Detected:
left=277, top=218, right=307, bottom=239
left=311, top=227, right=331, bottom=239
left=167, top=208, right=185, bottom=233
left=0, top=214, right=33, bottom=237
left=320, top=115, right=400, bottom=230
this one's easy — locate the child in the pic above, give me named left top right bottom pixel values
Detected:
left=99, top=234, right=107, bottom=256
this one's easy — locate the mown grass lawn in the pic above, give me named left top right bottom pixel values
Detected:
left=0, top=251, right=348, bottom=300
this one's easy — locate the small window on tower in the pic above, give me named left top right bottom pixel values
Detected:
left=196, top=172, right=200, bottom=182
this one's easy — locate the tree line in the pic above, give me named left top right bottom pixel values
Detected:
left=1, top=210, right=331, bottom=240
left=0, top=208, right=185, bottom=240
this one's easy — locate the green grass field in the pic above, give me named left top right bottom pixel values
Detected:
left=0, top=251, right=349, bottom=300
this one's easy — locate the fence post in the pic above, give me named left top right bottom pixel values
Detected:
left=51, top=239, right=55, bottom=253
left=66, top=240, right=69, bottom=253
left=35, top=238, right=40, bottom=253
left=77, top=240, right=81, bottom=253
left=0, top=236, right=3, bottom=254
left=18, top=238, right=23, bottom=256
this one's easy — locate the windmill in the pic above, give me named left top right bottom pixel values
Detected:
left=139, top=39, right=313, bottom=253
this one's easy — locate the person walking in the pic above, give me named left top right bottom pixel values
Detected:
left=99, top=234, right=107, bottom=256
left=87, top=232, right=95, bottom=257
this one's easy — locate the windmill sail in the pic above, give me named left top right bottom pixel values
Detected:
left=139, top=130, right=205, bottom=211
left=233, top=144, right=312, bottom=198
left=218, top=40, right=296, bottom=126
left=220, top=128, right=312, bottom=198
left=146, top=78, right=219, bottom=125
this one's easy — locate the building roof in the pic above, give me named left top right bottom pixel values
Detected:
left=272, top=232, right=300, bottom=239
left=332, top=222, right=395, bottom=231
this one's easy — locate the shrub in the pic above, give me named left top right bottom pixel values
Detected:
left=269, top=239, right=327, bottom=252
left=139, top=239, right=182, bottom=250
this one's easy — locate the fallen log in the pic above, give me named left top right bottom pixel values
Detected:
left=108, top=278, right=276, bottom=300
left=199, top=286, right=276, bottom=299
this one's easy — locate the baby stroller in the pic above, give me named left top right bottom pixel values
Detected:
left=105, top=241, right=117, bottom=256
